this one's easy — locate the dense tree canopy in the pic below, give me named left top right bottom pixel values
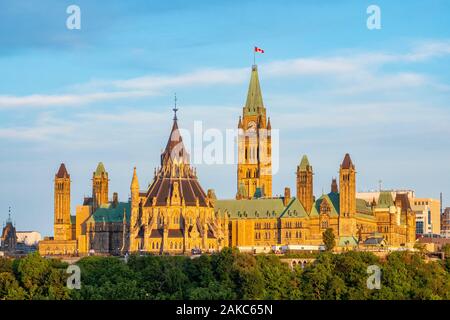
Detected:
left=0, top=249, right=449, bottom=300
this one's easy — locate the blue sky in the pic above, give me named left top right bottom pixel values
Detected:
left=1, top=0, right=450, bottom=235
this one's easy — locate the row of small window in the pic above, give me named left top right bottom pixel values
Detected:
left=255, top=232, right=275, bottom=240
left=378, top=226, right=389, bottom=233
left=255, top=222, right=275, bottom=229
left=414, top=201, right=429, bottom=206
left=284, top=222, right=303, bottom=228
left=285, top=231, right=302, bottom=239
left=255, top=222, right=304, bottom=229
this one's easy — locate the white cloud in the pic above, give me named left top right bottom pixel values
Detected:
left=0, top=91, right=155, bottom=109
left=2, top=40, right=450, bottom=109
left=112, top=68, right=248, bottom=90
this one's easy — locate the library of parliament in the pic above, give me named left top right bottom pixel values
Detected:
left=39, top=64, right=416, bottom=256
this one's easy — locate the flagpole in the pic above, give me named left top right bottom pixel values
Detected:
left=253, top=46, right=255, bottom=65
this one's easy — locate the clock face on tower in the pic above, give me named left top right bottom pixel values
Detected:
left=247, top=121, right=256, bottom=130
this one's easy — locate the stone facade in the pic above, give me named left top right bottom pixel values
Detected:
left=39, top=63, right=416, bottom=256
left=129, top=115, right=227, bottom=254
left=237, top=65, right=272, bottom=199
left=39, top=112, right=226, bottom=256
left=215, top=64, right=416, bottom=250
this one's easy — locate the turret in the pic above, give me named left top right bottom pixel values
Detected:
left=338, top=153, right=357, bottom=238
left=131, top=167, right=140, bottom=208
left=54, top=163, right=71, bottom=240
left=296, top=155, right=313, bottom=213
left=339, top=153, right=356, bottom=217
left=92, top=162, right=109, bottom=211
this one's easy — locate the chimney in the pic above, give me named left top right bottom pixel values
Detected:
left=284, top=187, right=291, bottom=206
left=113, top=192, right=119, bottom=207
left=331, top=178, right=338, bottom=193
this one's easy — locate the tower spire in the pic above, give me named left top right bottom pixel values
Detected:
left=244, top=65, right=265, bottom=115
left=173, top=93, right=178, bottom=121
left=7, top=206, right=11, bottom=223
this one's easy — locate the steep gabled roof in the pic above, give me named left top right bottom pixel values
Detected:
left=56, top=163, right=69, bottom=178
left=311, top=192, right=340, bottom=217
left=279, top=198, right=308, bottom=219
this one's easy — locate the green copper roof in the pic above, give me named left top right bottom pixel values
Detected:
left=279, top=198, right=308, bottom=218
left=94, top=162, right=107, bottom=177
left=86, top=202, right=130, bottom=223
left=214, top=198, right=285, bottom=219
left=299, top=155, right=310, bottom=170
left=311, top=192, right=340, bottom=217
left=356, top=198, right=373, bottom=215
left=244, top=65, right=265, bottom=116
left=338, top=236, right=358, bottom=247
left=377, top=191, right=394, bottom=208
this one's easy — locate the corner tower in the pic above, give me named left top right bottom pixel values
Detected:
left=339, top=153, right=357, bottom=237
left=92, top=162, right=109, bottom=211
left=296, top=155, right=313, bottom=213
left=54, top=163, right=71, bottom=240
left=237, top=65, right=272, bottom=199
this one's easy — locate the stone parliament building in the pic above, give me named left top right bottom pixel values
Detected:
left=39, top=64, right=416, bottom=256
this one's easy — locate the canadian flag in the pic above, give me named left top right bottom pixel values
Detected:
left=254, top=46, right=264, bottom=53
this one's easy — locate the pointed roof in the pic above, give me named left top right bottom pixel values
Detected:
left=161, top=119, right=189, bottom=165
left=377, top=191, right=394, bottom=208
left=395, top=193, right=411, bottom=210
left=131, top=167, right=139, bottom=189
left=267, top=117, right=271, bottom=130
left=299, top=155, right=311, bottom=171
left=341, top=153, right=354, bottom=169
left=94, top=162, right=107, bottom=177
left=56, top=163, right=69, bottom=178
left=244, top=65, right=265, bottom=115
left=144, top=109, right=209, bottom=208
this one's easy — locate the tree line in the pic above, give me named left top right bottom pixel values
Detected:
left=1, top=246, right=449, bottom=300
